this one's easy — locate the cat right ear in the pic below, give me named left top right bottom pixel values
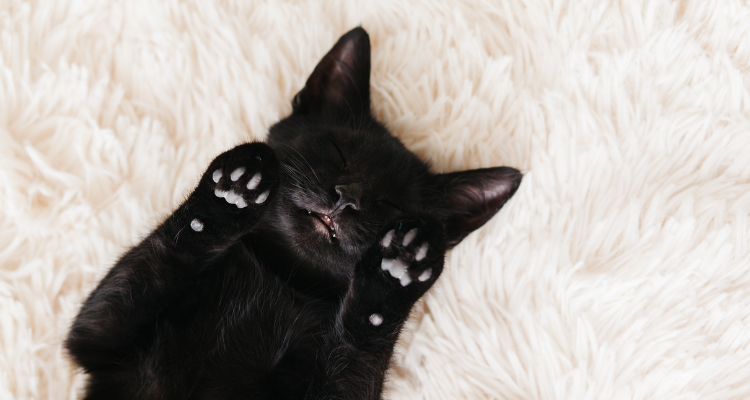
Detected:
left=428, top=167, right=522, bottom=248
left=292, top=27, right=372, bottom=121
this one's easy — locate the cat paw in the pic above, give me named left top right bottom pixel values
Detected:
left=208, top=144, right=276, bottom=209
left=376, top=218, right=445, bottom=291
left=347, top=218, right=445, bottom=330
left=191, top=143, right=278, bottom=226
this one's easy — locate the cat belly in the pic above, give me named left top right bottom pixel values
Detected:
left=158, top=252, right=330, bottom=397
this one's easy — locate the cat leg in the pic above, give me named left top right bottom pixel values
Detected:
left=66, top=142, right=278, bottom=371
left=307, top=218, right=446, bottom=399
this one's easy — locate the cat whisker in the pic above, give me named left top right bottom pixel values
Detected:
left=282, top=143, right=321, bottom=185
left=283, top=157, right=316, bottom=189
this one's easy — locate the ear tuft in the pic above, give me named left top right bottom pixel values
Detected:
left=430, top=167, right=522, bottom=248
left=293, top=27, right=371, bottom=121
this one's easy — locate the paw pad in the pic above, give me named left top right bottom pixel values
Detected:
left=380, top=252, right=428, bottom=287
left=190, top=218, right=204, bottom=232
left=377, top=222, right=436, bottom=287
left=369, top=313, right=383, bottom=326
left=418, top=268, right=432, bottom=282
left=415, top=243, right=428, bottom=261
left=212, top=168, right=267, bottom=208
left=230, top=167, right=246, bottom=181
left=255, top=190, right=269, bottom=204
left=246, top=172, right=261, bottom=190
left=403, top=228, right=417, bottom=246
left=225, top=190, right=241, bottom=204
left=381, top=229, right=395, bottom=248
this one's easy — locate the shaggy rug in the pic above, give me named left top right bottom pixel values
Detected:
left=1, top=0, right=749, bottom=399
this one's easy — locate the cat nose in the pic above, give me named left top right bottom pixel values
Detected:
left=334, top=184, right=361, bottom=212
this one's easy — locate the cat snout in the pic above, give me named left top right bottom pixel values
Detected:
left=333, top=184, right=361, bottom=213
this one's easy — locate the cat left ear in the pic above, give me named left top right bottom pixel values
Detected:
left=429, top=167, right=522, bottom=248
left=292, top=27, right=371, bottom=121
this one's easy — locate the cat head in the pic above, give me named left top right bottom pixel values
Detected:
left=263, top=28, right=521, bottom=276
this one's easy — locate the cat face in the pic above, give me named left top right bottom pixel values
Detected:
left=266, top=116, right=430, bottom=273
left=263, top=28, right=521, bottom=275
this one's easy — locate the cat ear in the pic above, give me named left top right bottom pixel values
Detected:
left=292, top=27, right=371, bottom=121
left=429, top=167, right=522, bottom=248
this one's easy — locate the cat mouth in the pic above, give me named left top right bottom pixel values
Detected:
left=304, top=209, right=337, bottom=241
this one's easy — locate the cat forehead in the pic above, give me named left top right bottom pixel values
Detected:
left=270, top=120, right=420, bottom=162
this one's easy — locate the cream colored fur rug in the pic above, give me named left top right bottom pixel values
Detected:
left=1, top=0, right=749, bottom=399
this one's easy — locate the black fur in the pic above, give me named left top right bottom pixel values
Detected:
left=66, top=28, right=522, bottom=399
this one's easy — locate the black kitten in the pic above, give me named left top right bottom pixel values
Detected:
left=66, top=28, right=521, bottom=400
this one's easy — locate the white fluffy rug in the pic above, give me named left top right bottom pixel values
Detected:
left=2, top=0, right=750, bottom=399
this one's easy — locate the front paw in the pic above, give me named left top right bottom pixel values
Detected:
left=377, top=218, right=445, bottom=292
left=188, top=143, right=278, bottom=230
left=347, top=218, right=445, bottom=332
left=205, top=143, right=276, bottom=210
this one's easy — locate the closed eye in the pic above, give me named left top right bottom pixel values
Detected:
left=378, top=198, right=403, bottom=213
left=327, top=136, right=347, bottom=171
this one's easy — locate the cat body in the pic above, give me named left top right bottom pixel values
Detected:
left=66, top=28, right=521, bottom=399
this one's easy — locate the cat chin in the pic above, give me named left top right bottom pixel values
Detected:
left=284, top=215, right=366, bottom=271
left=278, top=211, right=338, bottom=251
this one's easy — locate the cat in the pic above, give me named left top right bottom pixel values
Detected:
left=65, top=27, right=522, bottom=400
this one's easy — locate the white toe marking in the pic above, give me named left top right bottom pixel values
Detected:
left=255, top=190, right=269, bottom=204
left=190, top=219, right=203, bottom=232
left=415, top=243, right=429, bottom=261
left=235, top=197, right=248, bottom=209
left=214, top=188, right=228, bottom=198
left=369, top=313, right=383, bottom=326
left=400, top=274, right=412, bottom=286
left=212, top=169, right=222, bottom=183
left=381, top=258, right=394, bottom=271
left=381, top=229, right=395, bottom=248
left=225, top=190, right=240, bottom=204
left=387, top=259, right=408, bottom=279
left=230, top=167, right=246, bottom=181
left=247, top=172, right=262, bottom=190
left=403, top=228, right=418, bottom=246
left=418, top=268, right=432, bottom=282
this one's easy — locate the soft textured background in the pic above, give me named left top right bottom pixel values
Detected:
left=1, top=0, right=749, bottom=399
